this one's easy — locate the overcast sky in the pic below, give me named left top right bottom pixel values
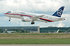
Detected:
left=0, top=0, right=70, bottom=27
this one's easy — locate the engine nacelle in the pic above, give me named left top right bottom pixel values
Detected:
left=22, top=19, right=31, bottom=22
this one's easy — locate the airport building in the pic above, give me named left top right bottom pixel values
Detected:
left=0, top=26, right=70, bottom=33
left=40, top=27, right=70, bottom=33
left=0, top=26, right=40, bottom=33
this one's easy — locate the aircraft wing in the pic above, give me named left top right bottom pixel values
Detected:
left=31, top=15, right=44, bottom=21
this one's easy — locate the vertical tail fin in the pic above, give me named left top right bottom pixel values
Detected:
left=52, top=6, right=64, bottom=17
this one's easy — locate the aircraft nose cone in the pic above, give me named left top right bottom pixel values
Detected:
left=0, top=13, right=5, bottom=17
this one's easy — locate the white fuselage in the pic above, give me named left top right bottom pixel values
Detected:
left=5, top=12, right=65, bottom=23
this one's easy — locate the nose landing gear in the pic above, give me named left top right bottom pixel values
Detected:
left=9, top=18, right=11, bottom=21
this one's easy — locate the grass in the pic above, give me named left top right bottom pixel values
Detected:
left=0, top=33, right=70, bottom=44
left=0, top=39, right=70, bottom=44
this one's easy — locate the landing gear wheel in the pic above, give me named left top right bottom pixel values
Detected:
left=31, top=21, right=35, bottom=24
left=9, top=18, right=11, bottom=21
left=9, top=20, right=10, bottom=21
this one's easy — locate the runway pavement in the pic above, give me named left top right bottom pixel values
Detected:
left=0, top=44, right=70, bottom=46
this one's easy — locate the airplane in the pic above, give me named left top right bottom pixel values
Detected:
left=5, top=6, right=65, bottom=24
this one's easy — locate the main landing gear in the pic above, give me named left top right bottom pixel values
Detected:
left=31, top=21, right=35, bottom=24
